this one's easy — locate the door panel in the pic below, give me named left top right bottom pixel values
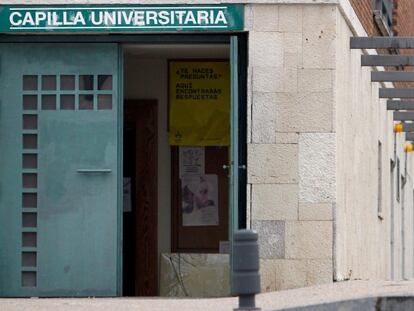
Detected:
left=0, top=43, right=120, bottom=297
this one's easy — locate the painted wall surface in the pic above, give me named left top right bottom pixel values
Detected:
left=335, top=10, right=390, bottom=281
left=334, top=5, right=414, bottom=282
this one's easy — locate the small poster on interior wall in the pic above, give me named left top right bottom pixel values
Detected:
left=181, top=174, right=219, bottom=226
left=179, top=147, right=205, bottom=178
left=169, top=61, right=230, bottom=146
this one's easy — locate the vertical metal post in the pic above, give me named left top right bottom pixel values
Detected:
left=229, top=35, right=239, bottom=293
left=232, top=230, right=261, bottom=311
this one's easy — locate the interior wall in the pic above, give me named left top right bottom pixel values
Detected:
left=124, top=57, right=171, bottom=262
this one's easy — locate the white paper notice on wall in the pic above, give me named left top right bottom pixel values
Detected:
left=179, top=147, right=205, bottom=178
left=123, top=177, right=132, bottom=212
left=181, top=174, right=219, bottom=226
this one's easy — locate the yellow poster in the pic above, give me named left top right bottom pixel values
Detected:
left=169, top=61, right=230, bottom=146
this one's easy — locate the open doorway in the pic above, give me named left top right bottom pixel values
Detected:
left=122, top=43, right=233, bottom=296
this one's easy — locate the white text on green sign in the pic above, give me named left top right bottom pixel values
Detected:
left=0, top=5, right=244, bottom=32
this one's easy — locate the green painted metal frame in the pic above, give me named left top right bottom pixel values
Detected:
left=0, top=32, right=247, bottom=295
left=229, top=35, right=238, bottom=290
left=117, top=44, right=124, bottom=296
left=0, top=34, right=233, bottom=44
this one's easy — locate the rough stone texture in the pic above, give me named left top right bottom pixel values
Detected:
left=283, top=33, right=302, bottom=92
left=299, top=133, right=336, bottom=203
left=279, top=5, right=303, bottom=33
left=249, top=31, right=284, bottom=68
left=298, top=69, right=334, bottom=92
left=253, top=220, right=285, bottom=259
left=244, top=4, right=254, bottom=31
left=299, top=203, right=333, bottom=221
left=275, top=92, right=333, bottom=132
left=252, top=4, right=279, bottom=31
left=260, top=259, right=278, bottom=292
left=283, top=52, right=300, bottom=93
left=248, top=143, right=298, bottom=184
left=260, top=258, right=332, bottom=292
left=247, top=66, right=253, bottom=144
left=303, top=37, right=336, bottom=69
left=252, top=184, right=298, bottom=220
left=246, top=184, right=252, bottom=229
left=284, top=52, right=302, bottom=71
left=252, top=67, right=283, bottom=93
left=302, top=5, right=337, bottom=69
left=275, top=132, right=299, bottom=144
left=274, top=259, right=333, bottom=290
left=302, top=5, right=337, bottom=41
left=247, top=3, right=338, bottom=292
left=283, top=65, right=298, bottom=93
left=283, top=32, right=303, bottom=55
left=252, top=92, right=277, bottom=143
left=285, top=221, right=333, bottom=259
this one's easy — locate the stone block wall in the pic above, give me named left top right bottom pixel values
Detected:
left=245, top=3, right=336, bottom=292
left=246, top=0, right=414, bottom=292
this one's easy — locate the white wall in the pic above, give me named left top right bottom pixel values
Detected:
left=334, top=3, right=414, bottom=282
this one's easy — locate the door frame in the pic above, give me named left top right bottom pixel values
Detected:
left=0, top=33, right=248, bottom=295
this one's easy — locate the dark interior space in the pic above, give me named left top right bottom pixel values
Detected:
left=122, top=124, right=136, bottom=296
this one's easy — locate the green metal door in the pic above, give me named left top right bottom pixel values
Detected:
left=0, top=43, right=120, bottom=297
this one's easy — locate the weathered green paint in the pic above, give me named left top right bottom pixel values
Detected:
left=0, top=5, right=244, bottom=33
left=229, top=35, right=239, bottom=291
left=0, top=43, right=120, bottom=297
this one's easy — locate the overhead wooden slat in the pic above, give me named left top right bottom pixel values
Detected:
left=394, top=111, right=414, bottom=121
left=387, top=100, right=414, bottom=110
left=351, top=37, right=414, bottom=49
left=380, top=88, right=414, bottom=98
left=400, top=123, right=414, bottom=132
left=372, top=71, right=414, bottom=82
left=406, top=132, right=414, bottom=141
left=361, top=55, right=414, bottom=66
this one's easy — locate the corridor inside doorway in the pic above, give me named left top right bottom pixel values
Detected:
left=122, top=43, right=232, bottom=296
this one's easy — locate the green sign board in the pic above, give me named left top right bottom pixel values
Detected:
left=0, top=5, right=244, bottom=33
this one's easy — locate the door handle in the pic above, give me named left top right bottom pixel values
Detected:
left=77, top=169, right=112, bottom=173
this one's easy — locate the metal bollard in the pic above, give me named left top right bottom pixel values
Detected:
left=232, top=230, right=261, bottom=311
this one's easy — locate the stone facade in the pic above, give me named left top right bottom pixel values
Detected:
left=7, top=0, right=414, bottom=294
left=246, top=3, right=336, bottom=291
left=246, top=0, right=414, bottom=291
